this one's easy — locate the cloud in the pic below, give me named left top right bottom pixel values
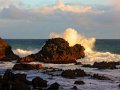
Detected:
left=32, top=0, right=103, bottom=14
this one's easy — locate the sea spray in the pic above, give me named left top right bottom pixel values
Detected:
left=50, top=28, right=96, bottom=53
left=50, top=28, right=120, bottom=64
left=13, top=48, right=39, bottom=57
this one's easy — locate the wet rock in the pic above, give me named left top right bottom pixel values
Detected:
left=13, top=63, right=42, bottom=70
left=72, top=86, right=78, bottom=90
left=18, top=38, right=85, bottom=64
left=75, top=69, right=86, bottom=77
left=0, top=38, right=19, bottom=61
left=61, top=70, right=76, bottom=79
left=93, top=62, right=117, bottom=69
left=14, top=73, right=31, bottom=85
left=82, top=64, right=92, bottom=68
left=32, top=76, right=48, bottom=88
left=17, top=57, right=35, bottom=63
left=3, top=69, right=14, bottom=81
left=74, top=80, right=85, bottom=85
left=12, top=80, right=31, bottom=90
left=91, top=74, right=110, bottom=80
left=47, top=82, right=60, bottom=90
left=61, top=69, right=86, bottom=79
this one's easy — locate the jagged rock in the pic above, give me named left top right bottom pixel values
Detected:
left=47, top=82, right=60, bottom=90
left=13, top=63, right=42, bottom=70
left=0, top=38, right=19, bottom=61
left=74, top=80, right=85, bottom=85
left=32, top=77, right=48, bottom=88
left=18, top=38, right=85, bottom=64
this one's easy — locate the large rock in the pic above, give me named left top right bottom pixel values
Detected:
left=18, top=38, right=85, bottom=64
left=0, top=38, right=19, bottom=61
left=13, top=63, right=42, bottom=70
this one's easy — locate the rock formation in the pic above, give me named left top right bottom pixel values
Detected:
left=18, top=38, right=85, bottom=64
left=0, top=38, right=19, bottom=61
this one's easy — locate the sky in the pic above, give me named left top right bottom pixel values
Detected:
left=0, top=0, right=120, bottom=39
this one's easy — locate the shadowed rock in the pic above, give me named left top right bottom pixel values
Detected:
left=13, top=63, right=42, bottom=70
left=74, top=80, right=85, bottom=85
left=0, top=38, right=19, bottom=61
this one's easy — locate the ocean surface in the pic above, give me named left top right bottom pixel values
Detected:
left=4, top=39, right=120, bottom=54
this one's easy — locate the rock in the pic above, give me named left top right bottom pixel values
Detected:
left=3, top=69, right=14, bottom=81
left=47, top=82, right=60, bottom=90
left=13, top=63, right=42, bottom=70
left=18, top=38, right=85, bottom=64
left=61, top=70, right=76, bottom=79
left=32, top=77, right=48, bottom=88
left=12, top=80, right=31, bottom=90
left=91, top=74, right=110, bottom=80
left=17, top=57, right=35, bottom=63
left=14, top=73, right=31, bottom=85
left=72, top=86, right=78, bottom=90
left=74, top=80, right=85, bottom=85
left=82, top=64, right=92, bottom=68
left=0, top=38, right=19, bottom=61
left=75, top=69, right=86, bottom=77
left=93, top=62, right=116, bottom=69
left=61, top=69, right=86, bottom=79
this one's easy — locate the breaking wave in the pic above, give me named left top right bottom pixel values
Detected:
left=50, top=28, right=120, bottom=64
left=13, top=48, right=39, bottom=57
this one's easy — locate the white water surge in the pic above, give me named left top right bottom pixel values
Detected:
left=50, top=28, right=120, bottom=64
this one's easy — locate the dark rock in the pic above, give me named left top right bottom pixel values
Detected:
left=91, top=74, right=110, bottom=80
left=72, top=86, right=78, bottom=90
left=14, top=73, right=31, bottom=85
left=74, top=80, right=85, bottom=85
left=93, top=62, right=116, bottom=69
left=13, top=63, right=42, bottom=70
left=32, top=76, right=48, bottom=88
left=3, top=69, right=14, bottom=81
left=61, top=70, right=76, bottom=79
left=0, top=38, right=19, bottom=61
left=12, top=80, right=31, bottom=90
left=75, top=69, right=86, bottom=77
left=61, top=69, right=86, bottom=79
left=18, top=38, right=85, bottom=64
left=82, top=64, right=92, bottom=68
left=47, top=82, right=60, bottom=90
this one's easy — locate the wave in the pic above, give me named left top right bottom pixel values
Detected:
left=13, top=48, right=40, bottom=57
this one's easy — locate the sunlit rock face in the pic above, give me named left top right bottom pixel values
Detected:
left=0, top=38, right=19, bottom=61
left=18, top=38, right=85, bottom=64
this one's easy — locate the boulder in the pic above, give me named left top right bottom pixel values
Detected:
left=47, top=82, right=60, bottom=90
left=18, top=38, right=85, bottom=64
left=61, top=69, right=86, bottom=79
left=13, top=63, right=42, bottom=70
left=0, top=38, right=19, bottom=61
left=32, top=77, right=48, bottom=88
left=74, top=80, right=85, bottom=85
left=93, top=62, right=117, bottom=69
left=91, top=74, right=110, bottom=80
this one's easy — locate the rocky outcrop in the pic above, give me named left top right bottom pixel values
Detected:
left=0, top=38, right=19, bottom=61
left=18, top=38, right=85, bottom=64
